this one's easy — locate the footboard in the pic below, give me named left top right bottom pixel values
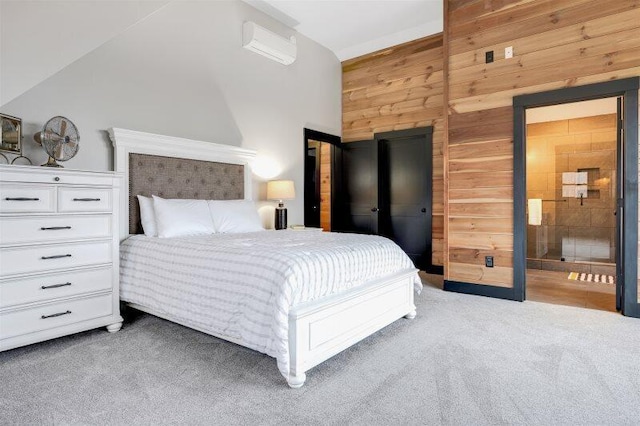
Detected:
left=287, top=268, right=418, bottom=388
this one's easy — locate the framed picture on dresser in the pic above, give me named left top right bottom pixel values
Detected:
left=0, top=114, right=22, bottom=155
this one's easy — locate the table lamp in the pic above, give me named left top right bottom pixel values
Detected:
left=267, top=180, right=295, bottom=230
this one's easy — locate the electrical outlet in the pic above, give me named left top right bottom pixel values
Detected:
left=505, top=46, right=513, bottom=59
left=485, top=51, right=494, bottom=63
left=485, top=256, right=494, bottom=268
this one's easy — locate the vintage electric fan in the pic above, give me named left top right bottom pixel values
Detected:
left=33, top=116, right=80, bottom=167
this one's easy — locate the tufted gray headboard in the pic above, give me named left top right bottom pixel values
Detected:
left=109, top=128, right=257, bottom=240
left=128, top=153, right=245, bottom=234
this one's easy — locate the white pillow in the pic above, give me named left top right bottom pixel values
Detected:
left=208, top=200, right=264, bottom=233
left=152, top=195, right=216, bottom=238
left=137, top=195, right=158, bottom=237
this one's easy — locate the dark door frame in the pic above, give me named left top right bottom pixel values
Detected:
left=303, top=128, right=341, bottom=229
left=513, top=77, right=639, bottom=317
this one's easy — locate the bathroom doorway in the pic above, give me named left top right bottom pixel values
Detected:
left=513, top=78, right=639, bottom=317
left=303, top=128, right=340, bottom=231
left=525, top=98, right=618, bottom=311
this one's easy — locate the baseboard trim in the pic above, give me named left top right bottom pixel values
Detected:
left=423, top=265, right=444, bottom=275
left=443, top=280, right=522, bottom=302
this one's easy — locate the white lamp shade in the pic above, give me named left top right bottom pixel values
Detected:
left=267, top=180, right=295, bottom=200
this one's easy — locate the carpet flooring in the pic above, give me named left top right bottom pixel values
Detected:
left=2, top=275, right=640, bottom=425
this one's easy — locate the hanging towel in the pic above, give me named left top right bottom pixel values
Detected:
left=576, top=172, right=588, bottom=185
left=562, top=172, right=577, bottom=184
left=562, top=185, right=576, bottom=198
left=528, top=198, right=542, bottom=226
left=575, top=185, right=588, bottom=198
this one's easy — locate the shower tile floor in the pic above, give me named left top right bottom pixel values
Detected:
left=527, top=269, right=616, bottom=312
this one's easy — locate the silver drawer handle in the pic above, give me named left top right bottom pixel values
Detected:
left=41, top=282, right=72, bottom=290
left=41, top=254, right=72, bottom=260
left=72, top=198, right=101, bottom=202
left=41, top=310, right=71, bottom=319
left=40, top=226, right=72, bottom=231
left=5, top=197, right=40, bottom=201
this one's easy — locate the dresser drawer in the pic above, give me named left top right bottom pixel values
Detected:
left=0, top=215, right=112, bottom=246
left=0, top=241, right=112, bottom=277
left=0, top=185, right=56, bottom=213
left=58, top=188, right=112, bottom=213
left=0, top=267, right=112, bottom=308
left=0, top=293, right=112, bottom=340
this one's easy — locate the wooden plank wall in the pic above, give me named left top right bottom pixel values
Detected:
left=446, top=0, right=640, bottom=286
left=342, top=34, right=445, bottom=266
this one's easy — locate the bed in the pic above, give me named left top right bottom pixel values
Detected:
left=109, top=128, right=420, bottom=388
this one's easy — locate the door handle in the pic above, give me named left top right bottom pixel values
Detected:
left=72, top=198, right=101, bottom=202
left=371, top=207, right=379, bottom=212
left=421, top=208, right=427, bottom=213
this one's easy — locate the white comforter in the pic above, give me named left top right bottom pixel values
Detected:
left=120, top=230, right=421, bottom=379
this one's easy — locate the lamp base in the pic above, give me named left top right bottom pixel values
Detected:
left=275, top=206, right=287, bottom=230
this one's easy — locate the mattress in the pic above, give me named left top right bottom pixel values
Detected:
left=120, top=230, right=421, bottom=379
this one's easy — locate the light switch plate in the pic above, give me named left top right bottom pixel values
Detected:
left=505, top=46, right=513, bottom=59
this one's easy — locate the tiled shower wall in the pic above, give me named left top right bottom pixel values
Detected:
left=527, top=113, right=617, bottom=264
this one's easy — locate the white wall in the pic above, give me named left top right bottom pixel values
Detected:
left=0, top=0, right=342, bottom=226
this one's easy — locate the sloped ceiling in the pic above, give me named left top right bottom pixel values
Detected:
left=0, top=0, right=169, bottom=106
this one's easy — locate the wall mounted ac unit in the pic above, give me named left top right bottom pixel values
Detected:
left=242, top=21, right=297, bottom=65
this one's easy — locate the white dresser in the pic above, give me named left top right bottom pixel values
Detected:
left=0, top=165, right=123, bottom=351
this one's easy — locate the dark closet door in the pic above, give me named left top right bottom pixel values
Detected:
left=335, top=127, right=434, bottom=271
left=336, top=139, right=379, bottom=234
left=378, top=129, right=432, bottom=270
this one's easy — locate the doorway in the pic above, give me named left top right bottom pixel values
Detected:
left=303, top=128, right=340, bottom=231
left=525, top=99, right=618, bottom=312
left=513, top=77, right=639, bottom=317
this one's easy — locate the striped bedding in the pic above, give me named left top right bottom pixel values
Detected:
left=120, top=230, right=421, bottom=379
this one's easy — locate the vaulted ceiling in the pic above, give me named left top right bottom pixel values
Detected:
left=1, top=0, right=442, bottom=107
left=0, top=1, right=170, bottom=106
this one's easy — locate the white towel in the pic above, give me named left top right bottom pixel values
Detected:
left=562, top=172, right=576, bottom=184
left=576, top=185, right=588, bottom=198
left=576, top=172, right=588, bottom=185
left=562, top=185, right=576, bottom=198
left=528, top=198, right=542, bottom=226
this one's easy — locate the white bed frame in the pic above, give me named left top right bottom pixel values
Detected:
left=109, top=128, right=418, bottom=388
